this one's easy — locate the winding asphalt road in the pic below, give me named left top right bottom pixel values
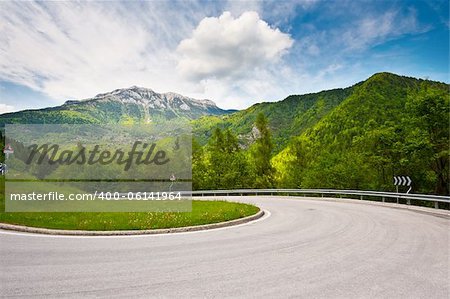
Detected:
left=1, top=197, right=449, bottom=298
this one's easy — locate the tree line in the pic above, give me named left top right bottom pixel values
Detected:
left=193, top=83, right=449, bottom=196
left=193, top=113, right=274, bottom=190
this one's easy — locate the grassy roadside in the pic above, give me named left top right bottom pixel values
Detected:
left=0, top=199, right=259, bottom=231
left=0, top=180, right=259, bottom=231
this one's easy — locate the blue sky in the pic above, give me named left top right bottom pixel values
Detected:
left=0, top=0, right=448, bottom=113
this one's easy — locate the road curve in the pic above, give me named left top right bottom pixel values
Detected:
left=1, top=196, right=449, bottom=298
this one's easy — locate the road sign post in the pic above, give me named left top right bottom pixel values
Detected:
left=393, top=175, right=412, bottom=204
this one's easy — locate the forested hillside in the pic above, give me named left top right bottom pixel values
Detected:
left=193, top=73, right=449, bottom=195
left=273, top=73, right=449, bottom=194
left=193, top=86, right=355, bottom=152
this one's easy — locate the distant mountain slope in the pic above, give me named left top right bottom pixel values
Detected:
left=193, top=86, right=355, bottom=152
left=0, top=86, right=232, bottom=124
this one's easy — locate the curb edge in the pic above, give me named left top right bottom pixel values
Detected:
left=0, top=209, right=265, bottom=236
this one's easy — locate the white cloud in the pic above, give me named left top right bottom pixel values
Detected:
left=0, top=104, right=15, bottom=114
left=176, top=11, right=293, bottom=81
left=0, top=2, right=295, bottom=110
left=340, top=9, right=423, bottom=51
left=0, top=1, right=211, bottom=101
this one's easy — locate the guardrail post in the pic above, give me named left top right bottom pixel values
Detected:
left=434, top=201, right=439, bottom=209
left=360, top=195, right=363, bottom=200
left=382, top=197, right=385, bottom=202
left=407, top=199, right=411, bottom=205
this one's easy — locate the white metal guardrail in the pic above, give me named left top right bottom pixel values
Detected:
left=186, top=189, right=450, bottom=209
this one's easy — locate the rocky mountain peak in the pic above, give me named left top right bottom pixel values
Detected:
left=59, top=86, right=230, bottom=121
left=81, top=86, right=220, bottom=112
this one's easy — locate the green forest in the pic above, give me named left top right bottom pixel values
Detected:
left=192, top=73, right=449, bottom=195
left=1, top=72, right=449, bottom=195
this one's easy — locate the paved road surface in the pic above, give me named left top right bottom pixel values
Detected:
left=1, top=197, right=449, bottom=298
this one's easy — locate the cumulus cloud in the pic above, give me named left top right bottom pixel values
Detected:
left=176, top=11, right=293, bottom=81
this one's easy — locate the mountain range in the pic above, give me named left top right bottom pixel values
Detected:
left=0, top=86, right=233, bottom=124
left=0, top=72, right=448, bottom=195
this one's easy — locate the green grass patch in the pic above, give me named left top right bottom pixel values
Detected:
left=0, top=194, right=259, bottom=231
left=0, top=177, right=259, bottom=230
